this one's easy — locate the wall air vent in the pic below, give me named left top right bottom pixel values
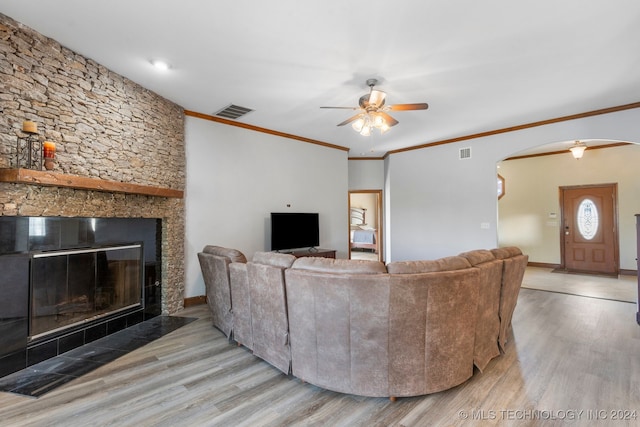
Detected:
left=459, top=147, right=472, bottom=159
left=214, top=104, right=254, bottom=120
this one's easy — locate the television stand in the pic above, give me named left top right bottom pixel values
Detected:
left=290, top=248, right=336, bottom=259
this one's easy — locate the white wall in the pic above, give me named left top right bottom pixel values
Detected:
left=386, top=107, right=640, bottom=262
left=348, top=159, right=385, bottom=190
left=387, top=142, right=500, bottom=261
left=184, top=116, right=349, bottom=297
left=498, top=144, right=640, bottom=270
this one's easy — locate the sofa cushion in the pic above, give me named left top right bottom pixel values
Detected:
left=291, top=257, right=387, bottom=274
left=491, top=246, right=523, bottom=259
left=458, top=251, right=502, bottom=371
left=252, top=251, right=296, bottom=269
left=386, top=256, right=471, bottom=274
left=388, top=268, right=479, bottom=395
left=197, top=252, right=234, bottom=338
left=458, top=249, right=495, bottom=266
left=229, top=263, right=252, bottom=350
left=286, top=270, right=391, bottom=396
left=202, top=245, right=247, bottom=263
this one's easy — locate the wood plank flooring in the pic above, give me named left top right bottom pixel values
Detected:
left=2, top=285, right=640, bottom=426
left=522, top=266, right=637, bottom=303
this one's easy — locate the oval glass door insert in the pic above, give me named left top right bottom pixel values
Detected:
left=576, top=198, right=598, bottom=240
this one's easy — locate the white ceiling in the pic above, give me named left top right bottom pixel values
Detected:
left=2, top=0, right=640, bottom=158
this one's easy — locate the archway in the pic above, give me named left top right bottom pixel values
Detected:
left=495, top=139, right=640, bottom=301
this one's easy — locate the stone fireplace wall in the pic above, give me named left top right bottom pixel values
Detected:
left=0, top=14, right=185, bottom=314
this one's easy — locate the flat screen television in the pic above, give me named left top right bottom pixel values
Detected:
left=270, top=212, right=319, bottom=251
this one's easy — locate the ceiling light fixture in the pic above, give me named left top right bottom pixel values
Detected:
left=321, top=78, right=428, bottom=137
left=151, top=60, right=170, bottom=71
left=569, top=140, right=587, bottom=159
left=351, top=112, right=391, bottom=136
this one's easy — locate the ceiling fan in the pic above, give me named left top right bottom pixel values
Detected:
left=321, top=79, right=429, bottom=136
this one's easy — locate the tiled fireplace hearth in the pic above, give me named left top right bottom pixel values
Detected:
left=0, top=217, right=161, bottom=378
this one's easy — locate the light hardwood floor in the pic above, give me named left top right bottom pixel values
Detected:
left=2, top=284, right=640, bottom=426
left=522, top=267, right=637, bottom=303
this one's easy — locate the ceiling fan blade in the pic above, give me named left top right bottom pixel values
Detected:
left=320, top=106, right=359, bottom=110
left=379, top=112, right=399, bottom=127
left=387, top=103, right=429, bottom=111
left=368, top=90, right=386, bottom=107
left=336, top=113, right=363, bottom=127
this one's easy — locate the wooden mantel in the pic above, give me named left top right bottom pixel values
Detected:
left=0, top=168, right=184, bottom=198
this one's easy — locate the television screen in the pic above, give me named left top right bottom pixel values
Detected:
left=270, top=213, right=319, bottom=251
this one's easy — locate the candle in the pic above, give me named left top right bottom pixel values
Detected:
left=23, top=121, right=38, bottom=133
left=43, top=141, right=56, bottom=158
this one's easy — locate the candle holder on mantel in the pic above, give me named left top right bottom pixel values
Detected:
left=43, top=141, right=56, bottom=170
left=16, top=121, right=43, bottom=170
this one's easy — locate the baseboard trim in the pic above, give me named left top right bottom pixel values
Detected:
left=527, top=262, right=636, bottom=277
left=527, top=262, right=560, bottom=269
left=184, top=295, right=207, bottom=307
left=620, top=269, right=637, bottom=276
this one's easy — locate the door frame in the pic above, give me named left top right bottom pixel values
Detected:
left=558, top=183, right=619, bottom=274
left=348, top=189, right=383, bottom=262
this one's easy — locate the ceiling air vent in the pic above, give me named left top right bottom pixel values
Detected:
left=214, top=104, right=253, bottom=120
left=459, top=147, right=472, bottom=159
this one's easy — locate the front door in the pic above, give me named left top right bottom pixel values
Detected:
left=560, top=184, right=618, bottom=275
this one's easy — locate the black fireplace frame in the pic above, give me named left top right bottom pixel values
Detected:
left=0, top=216, right=162, bottom=378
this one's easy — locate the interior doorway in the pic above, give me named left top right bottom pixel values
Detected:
left=559, top=183, right=619, bottom=276
left=348, top=190, right=383, bottom=262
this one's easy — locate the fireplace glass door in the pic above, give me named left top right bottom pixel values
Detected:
left=30, top=244, right=143, bottom=339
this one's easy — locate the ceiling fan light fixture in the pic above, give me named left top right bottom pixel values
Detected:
left=373, top=113, right=385, bottom=128
left=352, top=116, right=365, bottom=132
left=323, top=78, right=428, bottom=137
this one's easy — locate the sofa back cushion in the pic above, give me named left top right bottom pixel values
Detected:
left=491, top=246, right=523, bottom=259
left=291, top=257, right=387, bottom=274
left=252, top=251, right=296, bottom=269
left=458, top=249, right=495, bottom=266
left=202, top=245, right=247, bottom=263
left=386, top=256, right=471, bottom=274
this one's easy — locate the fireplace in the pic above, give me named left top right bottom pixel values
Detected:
left=30, top=244, right=143, bottom=340
left=0, top=217, right=161, bottom=377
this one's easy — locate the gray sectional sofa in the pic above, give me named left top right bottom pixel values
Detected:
left=197, top=245, right=528, bottom=400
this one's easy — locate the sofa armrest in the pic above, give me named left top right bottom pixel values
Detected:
left=202, top=245, right=247, bottom=263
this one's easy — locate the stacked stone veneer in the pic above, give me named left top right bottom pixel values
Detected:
left=0, top=14, right=186, bottom=314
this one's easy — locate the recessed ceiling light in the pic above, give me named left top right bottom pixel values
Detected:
left=151, top=60, right=170, bottom=71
